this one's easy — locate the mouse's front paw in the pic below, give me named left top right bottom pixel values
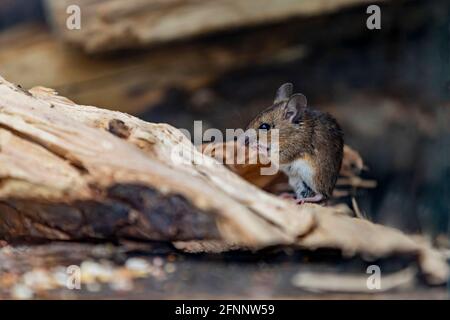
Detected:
left=296, top=194, right=324, bottom=204
left=279, top=192, right=295, bottom=199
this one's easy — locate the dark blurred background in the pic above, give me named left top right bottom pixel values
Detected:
left=0, top=0, right=448, bottom=241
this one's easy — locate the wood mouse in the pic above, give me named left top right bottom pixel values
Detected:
left=246, top=83, right=343, bottom=203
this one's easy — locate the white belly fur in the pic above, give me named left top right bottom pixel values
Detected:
left=280, top=159, right=316, bottom=198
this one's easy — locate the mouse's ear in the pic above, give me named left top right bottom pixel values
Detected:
left=274, top=83, right=293, bottom=104
left=283, top=93, right=308, bottom=122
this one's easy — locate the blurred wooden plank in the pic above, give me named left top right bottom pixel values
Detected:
left=44, top=0, right=380, bottom=53
left=0, top=23, right=295, bottom=114
left=0, top=0, right=388, bottom=114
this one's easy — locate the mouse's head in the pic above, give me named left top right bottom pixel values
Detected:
left=245, top=83, right=312, bottom=163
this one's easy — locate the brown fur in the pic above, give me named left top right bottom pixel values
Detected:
left=246, top=90, right=343, bottom=199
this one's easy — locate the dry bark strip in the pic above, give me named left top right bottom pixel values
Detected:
left=0, top=75, right=447, bottom=285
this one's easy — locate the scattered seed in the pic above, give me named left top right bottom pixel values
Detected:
left=153, top=257, right=164, bottom=267
left=164, top=263, right=176, bottom=274
left=12, top=284, right=34, bottom=300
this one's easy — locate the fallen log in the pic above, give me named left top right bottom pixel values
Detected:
left=0, top=75, right=447, bottom=285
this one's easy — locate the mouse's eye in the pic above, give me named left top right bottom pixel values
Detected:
left=259, top=123, right=271, bottom=130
